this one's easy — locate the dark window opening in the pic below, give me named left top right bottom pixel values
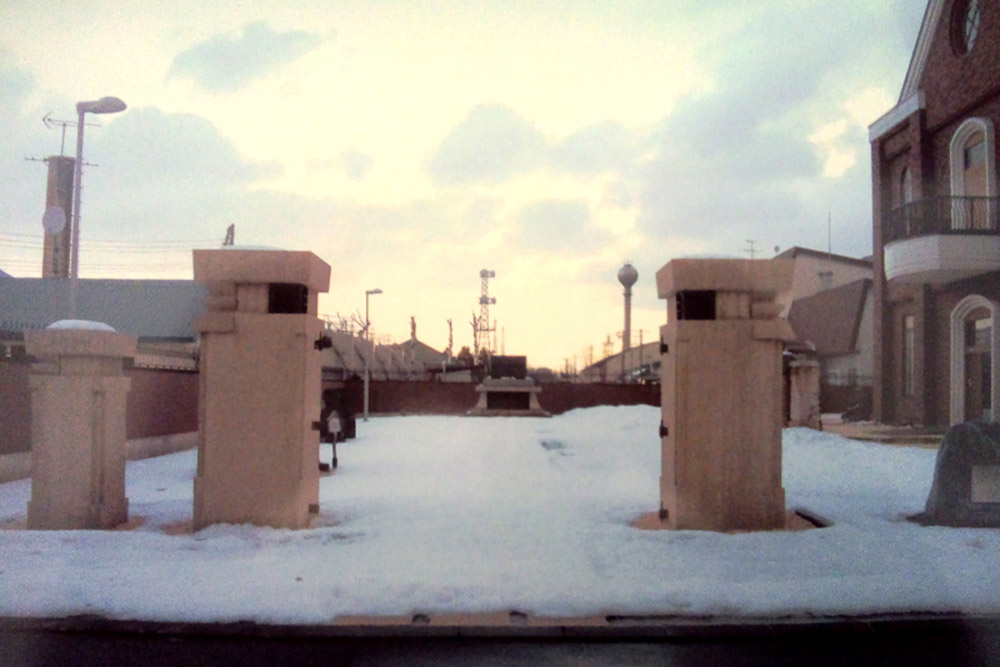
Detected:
left=676, top=290, right=716, bottom=320
left=268, top=283, right=309, bottom=314
left=487, top=392, right=531, bottom=411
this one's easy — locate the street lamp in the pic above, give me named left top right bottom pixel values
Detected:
left=363, top=288, right=383, bottom=421
left=70, top=96, right=126, bottom=316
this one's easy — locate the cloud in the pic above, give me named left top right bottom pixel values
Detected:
left=339, top=149, right=373, bottom=180
left=81, top=108, right=281, bottom=240
left=513, top=199, right=609, bottom=253
left=167, top=22, right=327, bottom=92
left=549, top=121, right=639, bottom=175
left=425, top=104, right=547, bottom=185
left=627, top=2, right=914, bottom=257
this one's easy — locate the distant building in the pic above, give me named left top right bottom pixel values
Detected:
left=773, top=247, right=873, bottom=316
left=0, top=277, right=206, bottom=369
left=579, top=340, right=661, bottom=384
left=869, top=0, right=999, bottom=426
left=788, top=278, right=874, bottom=389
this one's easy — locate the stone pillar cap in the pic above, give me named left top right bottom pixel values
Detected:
left=193, top=248, right=331, bottom=293
left=26, top=328, right=137, bottom=359
left=656, top=258, right=793, bottom=299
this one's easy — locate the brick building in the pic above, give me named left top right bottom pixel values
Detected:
left=869, top=0, right=999, bottom=426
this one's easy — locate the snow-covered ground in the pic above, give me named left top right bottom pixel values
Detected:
left=1, top=405, right=998, bottom=624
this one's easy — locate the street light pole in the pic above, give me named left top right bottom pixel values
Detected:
left=363, top=288, right=382, bottom=422
left=68, top=96, right=126, bottom=318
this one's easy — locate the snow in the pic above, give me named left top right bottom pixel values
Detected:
left=1, top=405, right=998, bottom=624
left=46, top=320, right=117, bottom=332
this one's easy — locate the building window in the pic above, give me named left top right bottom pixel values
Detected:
left=900, top=167, right=914, bottom=205
left=965, top=133, right=986, bottom=171
left=903, top=314, right=916, bottom=397
left=949, top=118, right=997, bottom=230
left=951, top=0, right=981, bottom=55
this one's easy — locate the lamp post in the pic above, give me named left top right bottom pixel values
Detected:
left=363, top=288, right=383, bottom=421
left=69, top=96, right=126, bottom=317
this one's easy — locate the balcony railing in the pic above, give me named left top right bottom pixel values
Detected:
left=885, top=196, right=1000, bottom=244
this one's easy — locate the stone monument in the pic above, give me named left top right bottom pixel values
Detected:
left=192, top=248, right=331, bottom=530
left=468, top=355, right=549, bottom=417
left=656, top=258, right=795, bottom=531
left=26, top=322, right=136, bottom=529
left=911, top=421, right=1000, bottom=527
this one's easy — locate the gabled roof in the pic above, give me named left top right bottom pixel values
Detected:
left=899, top=0, right=945, bottom=102
left=788, top=278, right=872, bottom=357
left=0, top=278, right=207, bottom=340
left=390, top=338, right=444, bottom=366
left=869, top=1, right=946, bottom=140
left=775, top=246, right=873, bottom=269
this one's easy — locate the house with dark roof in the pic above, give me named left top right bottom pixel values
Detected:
left=869, top=0, right=999, bottom=426
left=788, top=278, right=874, bottom=388
left=773, top=246, right=873, bottom=316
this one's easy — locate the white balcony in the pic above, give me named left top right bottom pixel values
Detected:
left=885, top=234, right=1000, bottom=283
left=884, top=197, right=1000, bottom=284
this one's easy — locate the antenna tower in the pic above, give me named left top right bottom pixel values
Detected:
left=476, top=269, right=496, bottom=355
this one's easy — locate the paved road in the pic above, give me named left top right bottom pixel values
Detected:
left=3, top=618, right=1000, bottom=666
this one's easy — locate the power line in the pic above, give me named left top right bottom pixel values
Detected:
left=0, top=231, right=219, bottom=246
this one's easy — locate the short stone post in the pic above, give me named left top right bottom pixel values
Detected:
left=192, top=248, right=331, bottom=530
left=657, top=258, right=795, bottom=531
left=788, top=358, right=821, bottom=429
left=26, top=323, right=136, bottom=529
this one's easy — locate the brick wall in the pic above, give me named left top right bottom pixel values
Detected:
left=323, top=378, right=660, bottom=417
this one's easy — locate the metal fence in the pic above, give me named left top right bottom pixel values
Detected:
left=885, top=196, right=999, bottom=243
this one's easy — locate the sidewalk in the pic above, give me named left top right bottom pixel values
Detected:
left=821, top=417, right=945, bottom=449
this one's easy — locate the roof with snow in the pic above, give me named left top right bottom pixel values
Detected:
left=787, top=278, right=871, bottom=357
left=390, top=338, right=444, bottom=366
left=0, top=278, right=207, bottom=340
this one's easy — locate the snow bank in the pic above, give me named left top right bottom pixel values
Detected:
left=46, top=320, right=117, bottom=332
left=1, top=406, right=997, bottom=624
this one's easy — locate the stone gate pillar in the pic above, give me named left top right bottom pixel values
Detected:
left=192, top=248, right=331, bottom=530
left=656, top=258, right=795, bottom=531
left=26, top=323, right=136, bottom=529
left=788, top=357, right=821, bottom=430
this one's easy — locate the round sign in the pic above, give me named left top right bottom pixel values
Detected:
left=42, top=205, right=66, bottom=235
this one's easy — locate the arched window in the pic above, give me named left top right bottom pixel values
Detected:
left=951, top=0, right=981, bottom=55
left=950, top=295, right=999, bottom=424
left=949, top=118, right=997, bottom=230
left=899, top=167, right=914, bottom=206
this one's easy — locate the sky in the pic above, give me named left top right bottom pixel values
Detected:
left=0, top=1, right=927, bottom=369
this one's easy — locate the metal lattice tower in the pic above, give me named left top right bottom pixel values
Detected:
left=476, top=269, right=496, bottom=355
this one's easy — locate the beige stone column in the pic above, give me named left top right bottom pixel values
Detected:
left=788, top=358, right=821, bottom=429
left=26, top=325, right=136, bottom=529
left=192, top=249, right=331, bottom=530
left=656, top=259, right=795, bottom=532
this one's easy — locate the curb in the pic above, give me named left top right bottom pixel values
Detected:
left=3, top=612, right=999, bottom=642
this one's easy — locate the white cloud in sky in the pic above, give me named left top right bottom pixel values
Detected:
left=168, top=22, right=329, bottom=92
